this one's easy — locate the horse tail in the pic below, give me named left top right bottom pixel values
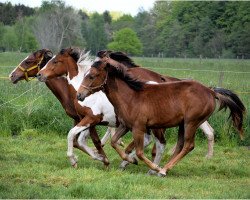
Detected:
left=212, top=87, right=246, bottom=140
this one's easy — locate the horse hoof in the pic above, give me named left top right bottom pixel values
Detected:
left=147, top=169, right=157, bottom=176
left=119, top=166, right=126, bottom=171
left=72, top=162, right=78, bottom=168
left=205, top=154, right=213, bottom=159
left=132, top=158, right=138, bottom=165
left=119, top=141, right=125, bottom=147
left=157, top=172, right=166, bottom=177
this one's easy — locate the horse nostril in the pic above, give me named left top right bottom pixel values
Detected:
left=36, top=73, right=41, bottom=78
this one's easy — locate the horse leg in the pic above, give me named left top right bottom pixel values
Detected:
left=199, top=121, right=214, bottom=158
left=148, top=129, right=166, bottom=175
left=132, top=128, right=162, bottom=172
left=89, top=126, right=109, bottom=167
left=111, top=124, right=138, bottom=164
left=101, top=127, right=112, bottom=146
left=158, top=123, right=196, bottom=176
left=67, top=125, right=89, bottom=168
left=110, top=127, right=124, bottom=147
left=119, top=132, right=152, bottom=169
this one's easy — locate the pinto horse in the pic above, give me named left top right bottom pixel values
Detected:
left=96, top=50, right=215, bottom=159
left=77, top=59, right=245, bottom=176
left=9, top=49, right=115, bottom=166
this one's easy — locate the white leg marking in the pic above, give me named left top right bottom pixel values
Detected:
left=67, top=125, right=89, bottom=166
left=101, top=127, right=112, bottom=146
left=147, top=136, right=166, bottom=175
left=199, top=121, right=214, bottom=158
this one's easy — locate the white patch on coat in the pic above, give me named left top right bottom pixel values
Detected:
left=66, top=51, right=116, bottom=127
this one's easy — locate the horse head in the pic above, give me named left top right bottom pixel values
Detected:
left=77, top=60, right=108, bottom=101
left=9, top=49, right=53, bottom=84
left=37, top=47, right=81, bottom=82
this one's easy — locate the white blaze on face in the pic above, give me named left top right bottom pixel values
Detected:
left=9, top=56, right=29, bottom=77
left=146, top=81, right=158, bottom=84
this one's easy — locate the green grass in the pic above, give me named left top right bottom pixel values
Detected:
left=0, top=134, right=249, bottom=199
left=0, top=52, right=249, bottom=198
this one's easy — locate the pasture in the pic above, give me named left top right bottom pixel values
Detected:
left=0, top=52, right=249, bottom=198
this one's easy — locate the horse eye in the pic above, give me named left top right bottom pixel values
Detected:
left=89, top=75, right=94, bottom=80
left=25, top=60, right=32, bottom=64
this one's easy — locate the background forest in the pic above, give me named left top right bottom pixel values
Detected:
left=0, top=0, right=249, bottom=58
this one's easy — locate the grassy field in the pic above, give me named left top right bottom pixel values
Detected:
left=0, top=52, right=249, bottom=198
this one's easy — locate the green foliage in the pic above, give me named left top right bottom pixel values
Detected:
left=148, top=1, right=250, bottom=58
left=82, top=12, right=108, bottom=54
left=1, top=26, right=18, bottom=51
left=108, top=28, right=142, bottom=55
left=0, top=2, right=35, bottom=25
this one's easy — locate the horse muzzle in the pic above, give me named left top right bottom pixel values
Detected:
left=76, top=92, right=88, bottom=101
left=9, top=72, right=21, bottom=84
left=36, top=73, right=47, bottom=82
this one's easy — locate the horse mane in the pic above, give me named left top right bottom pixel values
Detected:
left=77, top=49, right=93, bottom=72
left=93, top=61, right=144, bottom=91
left=97, top=50, right=139, bottom=68
left=60, top=48, right=80, bottom=63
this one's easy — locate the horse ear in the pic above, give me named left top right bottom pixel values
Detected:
left=97, top=50, right=113, bottom=58
left=44, top=49, right=53, bottom=59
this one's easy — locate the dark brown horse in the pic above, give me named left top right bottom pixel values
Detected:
left=77, top=58, right=245, bottom=176
left=96, top=50, right=215, bottom=159
left=9, top=49, right=111, bottom=166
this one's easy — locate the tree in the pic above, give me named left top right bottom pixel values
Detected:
left=82, top=12, right=108, bottom=54
left=107, top=28, right=142, bottom=55
left=32, top=1, right=83, bottom=51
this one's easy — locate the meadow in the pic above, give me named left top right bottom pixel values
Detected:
left=0, top=52, right=249, bottom=198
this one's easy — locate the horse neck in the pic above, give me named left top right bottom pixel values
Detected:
left=45, top=77, right=77, bottom=118
left=104, top=76, right=136, bottom=114
left=66, top=58, right=91, bottom=92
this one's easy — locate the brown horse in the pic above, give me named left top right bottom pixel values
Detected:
left=9, top=49, right=112, bottom=166
left=96, top=50, right=215, bottom=159
left=77, top=58, right=245, bottom=176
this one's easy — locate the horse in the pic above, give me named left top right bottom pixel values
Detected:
left=96, top=50, right=215, bottom=159
left=76, top=58, right=245, bottom=176
left=9, top=49, right=116, bottom=167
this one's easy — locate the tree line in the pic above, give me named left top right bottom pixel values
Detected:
left=0, top=1, right=249, bottom=58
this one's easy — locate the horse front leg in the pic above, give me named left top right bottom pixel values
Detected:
left=120, top=132, right=152, bottom=169
left=67, top=125, right=89, bottom=168
left=89, top=126, right=109, bottom=167
left=110, top=125, right=137, bottom=164
left=132, top=128, right=162, bottom=172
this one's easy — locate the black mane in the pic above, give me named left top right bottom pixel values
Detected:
left=60, top=48, right=80, bottom=62
left=97, top=50, right=139, bottom=68
left=109, top=52, right=139, bottom=68
left=108, top=62, right=144, bottom=91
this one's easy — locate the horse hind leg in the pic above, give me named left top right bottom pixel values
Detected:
left=158, top=123, right=196, bottom=176
left=199, top=121, right=214, bottom=158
